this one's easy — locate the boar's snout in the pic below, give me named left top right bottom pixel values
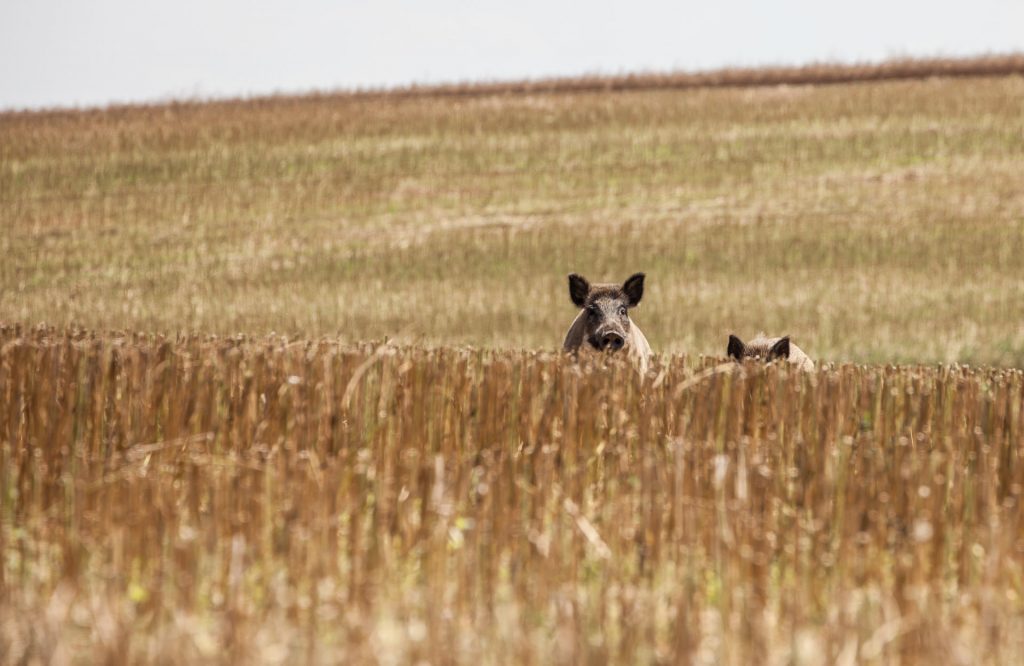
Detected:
left=599, top=330, right=625, bottom=351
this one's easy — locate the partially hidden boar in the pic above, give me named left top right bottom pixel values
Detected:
left=727, top=334, right=814, bottom=371
left=562, top=272, right=652, bottom=372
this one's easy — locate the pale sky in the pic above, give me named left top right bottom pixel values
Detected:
left=2, top=1, right=1023, bottom=110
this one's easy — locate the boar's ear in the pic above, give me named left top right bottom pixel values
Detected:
left=728, top=335, right=746, bottom=360
left=568, top=274, right=590, bottom=308
left=769, top=337, right=791, bottom=361
left=622, top=272, right=645, bottom=307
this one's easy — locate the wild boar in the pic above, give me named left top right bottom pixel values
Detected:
left=563, top=272, right=652, bottom=372
left=727, top=334, right=814, bottom=371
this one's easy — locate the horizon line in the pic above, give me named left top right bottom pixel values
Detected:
left=3, top=52, right=1023, bottom=118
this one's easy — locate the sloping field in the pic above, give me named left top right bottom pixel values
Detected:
left=2, top=325, right=1023, bottom=663
left=2, top=57, right=1024, bottom=364
left=2, top=58, right=1024, bottom=664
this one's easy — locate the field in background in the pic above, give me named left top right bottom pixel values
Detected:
left=3, top=58, right=1024, bottom=364
left=2, top=325, right=1023, bottom=663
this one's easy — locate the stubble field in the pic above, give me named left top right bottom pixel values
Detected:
left=3, top=59, right=1024, bottom=363
left=2, top=58, right=1024, bottom=664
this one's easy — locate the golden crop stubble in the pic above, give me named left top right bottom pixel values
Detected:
left=1, top=325, right=1023, bottom=663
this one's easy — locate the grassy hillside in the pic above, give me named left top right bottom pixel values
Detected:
left=3, top=67, right=1024, bottom=364
left=4, top=59, right=1024, bottom=664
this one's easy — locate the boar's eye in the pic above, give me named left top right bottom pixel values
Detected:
left=618, top=306, right=627, bottom=316
left=587, top=304, right=599, bottom=315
